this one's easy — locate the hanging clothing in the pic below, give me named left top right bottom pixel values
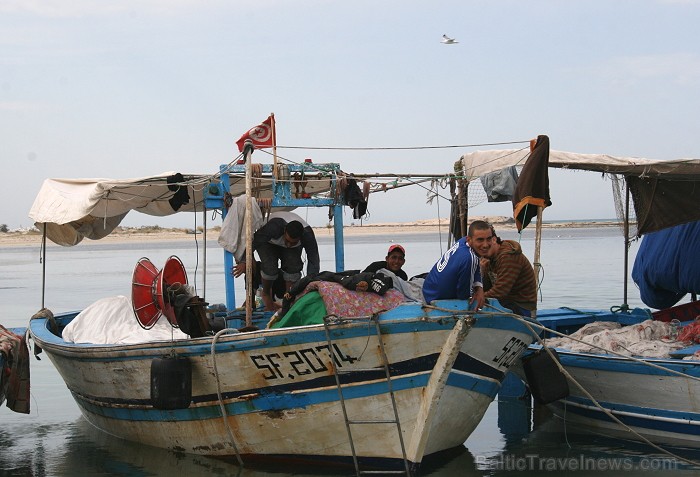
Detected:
left=480, top=166, right=519, bottom=202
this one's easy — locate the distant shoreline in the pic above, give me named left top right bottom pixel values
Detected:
left=0, top=216, right=626, bottom=247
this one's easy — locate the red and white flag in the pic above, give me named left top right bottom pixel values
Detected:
left=236, top=115, right=276, bottom=152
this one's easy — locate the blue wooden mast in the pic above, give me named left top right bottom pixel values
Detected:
left=204, top=162, right=345, bottom=311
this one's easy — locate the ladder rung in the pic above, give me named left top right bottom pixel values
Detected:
left=348, top=419, right=398, bottom=425
left=324, top=319, right=410, bottom=476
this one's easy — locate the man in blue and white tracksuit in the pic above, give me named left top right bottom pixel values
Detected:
left=422, top=221, right=490, bottom=308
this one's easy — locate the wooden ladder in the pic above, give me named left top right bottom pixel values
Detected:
left=323, top=316, right=411, bottom=476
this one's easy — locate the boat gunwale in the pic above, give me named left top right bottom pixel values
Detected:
left=28, top=308, right=467, bottom=357
left=529, top=343, right=700, bottom=374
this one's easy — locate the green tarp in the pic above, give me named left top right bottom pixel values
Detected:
left=270, top=291, right=327, bottom=329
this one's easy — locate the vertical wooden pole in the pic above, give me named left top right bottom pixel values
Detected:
left=458, top=179, right=469, bottom=238
left=271, top=112, right=277, bottom=172
left=244, top=141, right=254, bottom=327
left=532, top=206, right=544, bottom=319
left=623, top=182, right=630, bottom=311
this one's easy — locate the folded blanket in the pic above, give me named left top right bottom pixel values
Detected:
left=271, top=280, right=406, bottom=329
left=304, top=281, right=404, bottom=318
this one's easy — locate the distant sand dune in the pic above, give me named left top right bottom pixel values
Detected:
left=0, top=216, right=624, bottom=247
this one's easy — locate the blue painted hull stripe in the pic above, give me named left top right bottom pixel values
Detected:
left=563, top=395, right=700, bottom=423
left=552, top=351, right=700, bottom=377
left=553, top=398, right=700, bottom=436
left=70, top=349, right=506, bottom=408
left=454, top=353, right=505, bottom=382
left=73, top=369, right=502, bottom=422
left=447, top=371, right=500, bottom=398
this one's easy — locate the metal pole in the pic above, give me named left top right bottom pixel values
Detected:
left=202, top=208, right=207, bottom=302
left=244, top=140, right=254, bottom=327
left=623, top=182, right=630, bottom=310
left=41, top=225, right=47, bottom=309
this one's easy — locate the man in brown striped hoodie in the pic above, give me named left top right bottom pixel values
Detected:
left=475, top=227, right=538, bottom=317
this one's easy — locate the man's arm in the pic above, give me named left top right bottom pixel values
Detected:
left=483, top=254, right=520, bottom=299
left=480, top=258, right=493, bottom=291
left=302, top=227, right=320, bottom=277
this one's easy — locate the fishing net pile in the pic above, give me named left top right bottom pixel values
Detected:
left=545, top=320, right=689, bottom=358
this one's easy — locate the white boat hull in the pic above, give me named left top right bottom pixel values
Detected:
left=544, top=349, right=700, bottom=449
left=31, top=301, right=533, bottom=468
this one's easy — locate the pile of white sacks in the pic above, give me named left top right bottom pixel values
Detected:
left=62, top=295, right=189, bottom=344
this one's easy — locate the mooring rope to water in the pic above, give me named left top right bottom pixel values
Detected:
left=430, top=303, right=700, bottom=468
left=210, top=328, right=244, bottom=467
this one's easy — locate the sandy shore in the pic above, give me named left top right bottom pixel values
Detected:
left=0, top=216, right=624, bottom=247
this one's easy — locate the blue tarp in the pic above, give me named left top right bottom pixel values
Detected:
left=632, top=221, right=700, bottom=309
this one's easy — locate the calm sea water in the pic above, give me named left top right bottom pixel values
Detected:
left=1, top=227, right=697, bottom=476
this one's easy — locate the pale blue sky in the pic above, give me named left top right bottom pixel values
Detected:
left=2, top=0, right=699, bottom=229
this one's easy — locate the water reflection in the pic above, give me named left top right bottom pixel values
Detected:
left=477, top=398, right=700, bottom=476
left=7, top=384, right=696, bottom=476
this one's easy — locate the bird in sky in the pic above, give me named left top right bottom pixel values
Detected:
left=441, top=34, right=458, bottom=44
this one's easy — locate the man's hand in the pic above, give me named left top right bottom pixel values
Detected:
left=470, top=286, right=485, bottom=310
left=480, top=258, right=489, bottom=274
left=233, top=262, right=245, bottom=278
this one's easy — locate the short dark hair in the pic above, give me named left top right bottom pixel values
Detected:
left=490, top=225, right=502, bottom=244
left=467, top=220, right=491, bottom=237
left=285, top=220, right=304, bottom=239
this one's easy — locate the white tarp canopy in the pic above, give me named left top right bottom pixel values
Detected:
left=29, top=172, right=211, bottom=246
left=460, top=148, right=700, bottom=180
left=29, top=167, right=336, bottom=246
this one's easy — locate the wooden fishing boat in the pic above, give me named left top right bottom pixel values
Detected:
left=26, top=140, right=535, bottom=473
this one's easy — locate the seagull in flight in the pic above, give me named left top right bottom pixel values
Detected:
left=441, top=34, right=458, bottom=44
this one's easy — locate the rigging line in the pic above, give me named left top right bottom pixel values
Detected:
left=424, top=302, right=700, bottom=468
left=263, top=146, right=532, bottom=185
left=399, top=176, right=453, bottom=202
left=461, top=147, right=531, bottom=180
left=191, top=188, right=199, bottom=296
left=274, top=140, right=531, bottom=151
left=254, top=148, right=339, bottom=172
left=211, top=329, right=245, bottom=466
left=512, top=315, right=700, bottom=467
left=256, top=147, right=498, bottom=183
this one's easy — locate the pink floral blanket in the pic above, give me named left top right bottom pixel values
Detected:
left=302, top=281, right=404, bottom=317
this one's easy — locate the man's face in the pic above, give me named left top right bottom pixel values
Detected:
left=283, top=232, right=300, bottom=248
left=467, top=228, right=493, bottom=257
left=385, top=251, right=405, bottom=272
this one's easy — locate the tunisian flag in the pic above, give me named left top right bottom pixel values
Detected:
left=236, top=115, right=276, bottom=152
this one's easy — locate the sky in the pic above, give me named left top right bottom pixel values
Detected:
left=2, top=0, right=699, bottom=230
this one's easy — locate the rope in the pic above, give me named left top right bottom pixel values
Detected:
left=30, top=308, right=56, bottom=332
left=499, top=310, right=700, bottom=467
left=210, top=328, right=244, bottom=466
left=274, top=140, right=530, bottom=151
left=422, top=302, right=700, bottom=465
left=40, top=226, right=47, bottom=309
